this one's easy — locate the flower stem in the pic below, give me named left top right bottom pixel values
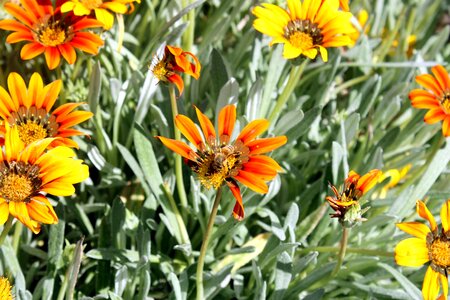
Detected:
left=12, top=221, right=22, bottom=254
left=332, top=227, right=349, bottom=276
left=169, top=86, right=189, bottom=210
left=268, top=60, right=308, bottom=124
left=196, top=187, right=223, bottom=300
left=0, top=215, right=14, bottom=247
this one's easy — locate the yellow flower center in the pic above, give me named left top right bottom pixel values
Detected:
left=284, top=19, right=323, bottom=50
left=429, top=237, right=450, bottom=268
left=0, top=277, right=13, bottom=300
left=17, top=121, right=49, bottom=145
left=7, top=106, right=59, bottom=145
left=189, top=142, right=248, bottom=189
left=440, top=91, right=450, bottom=113
left=0, top=161, right=41, bottom=203
left=289, top=31, right=313, bottom=50
left=151, top=60, right=170, bottom=82
left=80, top=0, right=103, bottom=10
left=34, top=16, right=73, bottom=47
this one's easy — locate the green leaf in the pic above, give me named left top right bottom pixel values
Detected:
left=272, top=251, right=292, bottom=300
left=378, top=263, right=421, bottom=300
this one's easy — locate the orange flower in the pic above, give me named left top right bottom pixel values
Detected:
left=409, top=65, right=450, bottom=136
left=395, top=200, right=450, bottom=299
left=0, top=0, right=104, bottom=70
left=157, top=105, right=286, bottom=220
left=0, top=72, right=93, bottom=148
left=150, top=45, right=201, bottom=95
left=326, top=169, right=381, bottom=226
left=0, top=125, right=89, bottom=233
left=61, top=0, right=140, bottom=29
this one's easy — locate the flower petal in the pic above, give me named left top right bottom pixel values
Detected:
left=234, top=170, right=268, bottom=194
left=423, top=266, right=440, bottom=300
left=226, top=179, right=244, bottom=221
left=247, top=136, right=287, bottom=155
left=394, top=237, right=429, bottom=267
left=156, top=136, right=193, bottom=160
left=175, top=114, right=204, bottom=148
left=440, top=199, right=450, bottom=233
left=396, top=222, right=431, bottom=239
left=194, top=105, right=216, bottom=141
left=416, top=200, right=437, bottom=232
left=237, top=119, right=269, bottom=144
left=218, top=105, right=236, bottom=143
left=424, top=108, right=446, bottom=124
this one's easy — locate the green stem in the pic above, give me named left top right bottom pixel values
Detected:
left=268, top=60, right=307, bottom=123
left=0, top=215, right=14, bottom=247
left=196, top=187, right=223, bottom=300
left=297, top=246, right=393, bottom=257
left=332, top=227, right=349, bottom=276
left=334, top=74, right=373, bottom=95
left=12, top=221, right=22, bottom=254
left=181, top=0, right=196, bottom=94
left=169, top=86, right=189, bottom=210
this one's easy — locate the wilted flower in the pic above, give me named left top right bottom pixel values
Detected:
left=395, top=200, right=450, bottom=300
left=0, top=126, right=89, bottom=233
left=0, top=0, right=104, bottom=70
left=61, top=0, right=140, bottom=29
left=252, top=0, right=355, bottom=61
left=150, top=45, right=201, bottom=96
left=409, top=65, right=450, bottom=136
left=0, top=277, right=13, bottom=300
left=157, top=105, right=286, bottom=220
left=0, top=72, right=93, bottom=148
left=326, top=169, right=381, bottom=226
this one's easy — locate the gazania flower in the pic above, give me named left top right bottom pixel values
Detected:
left=0, top=125, right=89, bottom=233
left=409, top=65, right=450, bottom=136
left=252, top=0, right=355, bottom=61
left=0, top=277, right=13, bottom=300
left=157, top=105, right=286, bottom=220
left=150, top=45, right=201, bottom=96
left=395, top=200, right=450, bottom=299
left=326, top=169, right=381, bottom=226
left=0, top=0, right=104, bottom=70
left=0, top=72, right=93, bottom=148
left=61, top=0, right=140, bottom=30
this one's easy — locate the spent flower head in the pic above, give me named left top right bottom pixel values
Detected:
left=252, top=0, right=355, bottom=61
left=157, top=105, right=286, bottom=220
left=0, top=72, right=93, bottom=148
left=326, top=169, right=381, bottom=227
left=150, top=45, right=201, bottom=96
left=409, top=65, right=450, bottom=136
left=0, top=0, right=104, bottom=70
left=395, top=200, right=450, bottom=300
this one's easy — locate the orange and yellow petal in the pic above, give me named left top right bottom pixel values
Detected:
left=396, top=222, right=431, bottom=239
left=422, top=266, right=441, bottom=300
left=424, top=108, right=446, bottom=124
left=416, top=200, right=437, bottom=232
left=440, top=199, right=450, bottom=232
left=226, top=179, right=244, bottom=220
left=218, top=105, right=236, bottom=140
left=0, top=201, right=9, bottom=225
left=394, top=237, right=429, bottom=267
left=175, top=114, right=204, bottom=148
left=156, top=136, right=193, bottom=160
left=431, top=65, right=450, bottom=91
left=416, top=74, right=444, bottom=96
left=442, top=117, right=450, bottom=137
left=356, top=169, right=381, bottom=194
left=247, top=136, right=287, bottom=155
left=234, top=170, right=269, bottom=194
left=237, top=119, right=269, bottom=144
left=27, top=195, right=58, bottom=224
left=248, top=155, right=283, bottom=172
left=194, top=106, right=216, bottom=140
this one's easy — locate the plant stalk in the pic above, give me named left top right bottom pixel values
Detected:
left=332, top=227, right=349, bottom=276
left=196, top=187, right=223, bottom=300
left=268, top=60, right=307, bottom=123
left=169, top=86, right=189, bottom=210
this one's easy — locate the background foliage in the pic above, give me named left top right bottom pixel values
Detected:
left=0, top=0, right=450, bottom=299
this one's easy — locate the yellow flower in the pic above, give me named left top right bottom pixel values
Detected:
left=377, top=164, right=411, bottom=199
left=0, top=277, right=13, bottom=300
left=0, top=125, right=89, bottom=233
left=61, top=0, right=140, bottom=29
left=252, top=0, right=355, bottom=61
left=326, top=169, right=381, bottom=226
left=0, top=72, right=93, bottom=148
left=395, top=200, right=450, bottom=300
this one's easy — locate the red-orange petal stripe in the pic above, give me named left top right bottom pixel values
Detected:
left=226, top=179, right=244, bottom=220
left=194, top=106, right=216, bottom=140
left=424, top=108, right=446, bottom=124
left=218, top=105, right=236, bottom=138
left=442, top=116, right=450, bottom=137
left=431, top=65, right=450, bottom=92
left=248, top=155, right=282, bottom=171
left=416, top=74, right=443, bottom=96
left=242, top=162, right=278, bottom=180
